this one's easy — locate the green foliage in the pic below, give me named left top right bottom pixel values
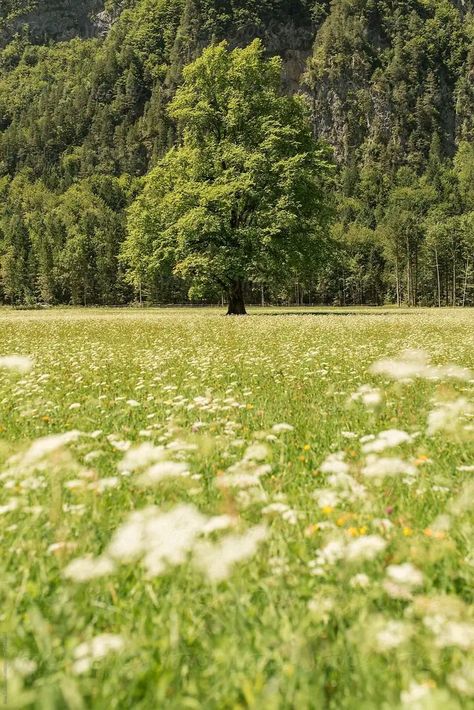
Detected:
left=124, top=41, right=334, bottom=312
left=0, top=0, right=473, bottom=306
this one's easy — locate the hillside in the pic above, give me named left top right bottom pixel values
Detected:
left=0, top=0, right=473, bottom=306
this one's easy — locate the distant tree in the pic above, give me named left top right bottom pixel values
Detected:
left=124, top=40, right=334, bottom=314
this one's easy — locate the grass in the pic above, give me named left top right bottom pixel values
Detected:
left=0, top=307, right=473, bottom=709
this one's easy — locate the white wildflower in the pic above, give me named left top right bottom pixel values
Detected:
left=64, top=555, right=115, bottom=582
left=386, top=563, right=423, bottom=588
left=434, top=621, right=474, bottom=650
left=271, top=423, right=294, bottom=433
left=0, top=499, right=19, bottom=514
left=350, top=573, right=370, bottom=588
left=371, top=349, right=472, bottom=382
left=107, top=435, right=131, bottom=452
left=350, top=384, right=382, bottom=409
left=314, top=539, right=346, bottom=567
left=427, top=398, right=472, bottom=436
left=262, top=503, right=298, bottom=525
left=17, top=430, right=81, bottom=468
left=118, top=443, right=167, bottom=473
left=0, top=355, right=33, bottom=373
left=376, top=620, right=412, bottom=651
left=320, top=452, right=349, bottom=475
left=72, top=634, right=124, bottom=675
left=384, top=563, right=423, bottom=599
left=362, top=429, right=413, bottom=454
left=194, top=525, right=267, bottom=582
left=401, top=681, right=434, bottom=707
left=138, top=461, right=190, bottom=486
left=345, top=535, right=387, bottom=562
left=10, top=658, right=37, bottom=677
left=313, top=489, right=340, bottom=509
left=91, top=477, right=120, bottom=492
left=243, top=443, right=269, bottom=461
left=48, top=541, right=77, bottom=555
left=362, top=455, right=417, bottom=480
left=448, top=662, right=474, bottom=697
left=107, top=504, right=207, bottom=577
left=201, top=515, right=235, bottom=534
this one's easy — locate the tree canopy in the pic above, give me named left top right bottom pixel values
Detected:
left=124, top=40, right=334, bottom=313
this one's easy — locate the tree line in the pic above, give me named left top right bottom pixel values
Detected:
left=0, top=0, right=473, bottom=308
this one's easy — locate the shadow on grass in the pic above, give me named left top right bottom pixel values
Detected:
left=249, top=310, right=417, bottom=317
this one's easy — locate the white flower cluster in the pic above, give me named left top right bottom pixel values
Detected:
left=309, top=535, right=387, bottom=576
left=65, top=503, right=267, bottom=583
left=371, top=349, right=472, bottom=382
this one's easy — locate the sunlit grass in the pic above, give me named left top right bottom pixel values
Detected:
left=0, top=307, right=473, bottom=708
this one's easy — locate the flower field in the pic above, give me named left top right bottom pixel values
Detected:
left=0, top=307, right=473, bottom=708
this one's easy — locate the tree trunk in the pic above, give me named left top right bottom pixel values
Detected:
left=462, top=258, right=470, bottom=307
left=395, top=257, right=400, bottom=307
left=227, top=280, right=247, bottom=315
left=452, top=254, right=456, bottom=307
left=434, top=248, right=441, bottom=308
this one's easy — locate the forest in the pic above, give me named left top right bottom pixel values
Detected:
left=0, top=0, right=473, bottom=307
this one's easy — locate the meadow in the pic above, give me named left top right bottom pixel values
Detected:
left=0, top=307, right=473, bottom=709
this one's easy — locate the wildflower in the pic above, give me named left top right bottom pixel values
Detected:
left=320, top=452, right=349, bottom=475
left=63, top=555, right=115, bottom=582
left=434, top=621, right=474, bottom=650
left=118, top=443, right=167, bottom=473
left=313, top=539, right=346, bottom=568
left=271, top=423, right=294, bottom=433
left=16, top=430, right=81, bottom=468
left=91, top=477, right=120, bottom=492
left=350, top=573, right=370, bottom=588
left=371, top=349, right=472, bottom=382
left=362, top=429, right=413, bottom=454
left=9, top=658, right=37, bottom=677
left=201, top=515, right=235, bottom=534
left=0, top=499, right=19, bottom=514
left=48, top=541, right=77, bottom=555
left=138, top=461, right=190, bottom=486
left=307, top=597, right=335, bottom=623
left=69, top=403, right=81, bottom=410
left=262, top=503, right=298, bottom=525
left=269, top=555, right=289, bottom=576
left=193, top=525, right=267, bottom=582
left=386, top=563, right=423, bottom=587
left=243, top=443, right=269, bottom=461
left=72, top=634, right=124, bottom=675
left=313, top=490, right=340, bottom=509
left=376, top=620, right=412, bottom=651
left=448, top=662, right=474, bottom=697
left=345, top=535, right=386, bottom=562
left=0, top=355, right=33, bottom=373
left=350, top=385, right=382, bottom=410
left=107, top=435, right=131, bottom=452
left=384, top=562, right=423, bottom=599
left=400, top=681, right=434, bottom=707
left=427, top=398, right=472, bottom=436
left=361, top=455, right=417, bottom=480
left=108, top=504, right=207, bottom=576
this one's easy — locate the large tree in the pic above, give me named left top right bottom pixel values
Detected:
left=124, top=39, right=334, bottom=314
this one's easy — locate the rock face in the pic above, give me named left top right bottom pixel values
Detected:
left=0, top=0, right=105, bottom=47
